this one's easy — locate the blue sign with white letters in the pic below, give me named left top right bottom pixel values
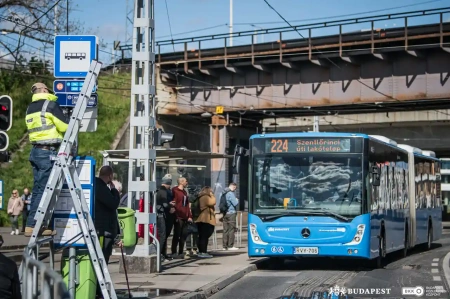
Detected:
left=53, top=80, right=97, bottom=93
left=54, top=35, right=98, bottom=78
left=56, top=93, right=98, bottom=107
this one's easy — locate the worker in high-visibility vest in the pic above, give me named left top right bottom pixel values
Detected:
left=24, top=83, right=69, bottom=237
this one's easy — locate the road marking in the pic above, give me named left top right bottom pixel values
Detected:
left=433, top=276, right=442, bottom=281
left=433, top=258, right=439, bottom=262
left=432, top=263, right=438, bottom=267
left=432, top=269, right=439, bottom=273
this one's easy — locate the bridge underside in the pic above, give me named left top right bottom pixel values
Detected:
left=157, top=23, right=450, bottom=120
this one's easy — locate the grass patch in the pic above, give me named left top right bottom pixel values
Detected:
left=0, top=72, right=131, bottom=226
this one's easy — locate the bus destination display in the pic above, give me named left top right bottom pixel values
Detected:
left=266, top=138, right=351, bottom=153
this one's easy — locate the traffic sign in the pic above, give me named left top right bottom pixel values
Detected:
left=53, top=80, right=97, bottom=93
left=216, top=106, right=224, bottom=114
left=56, top=93, right=98, bottom=107
left=54, top=35, right=98, bottom=78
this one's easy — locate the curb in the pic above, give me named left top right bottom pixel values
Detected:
left=443, top=251, right=450, bottom=290
left=180, top=259, right=264, bottom=299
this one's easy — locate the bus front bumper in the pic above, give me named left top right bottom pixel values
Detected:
left=248, top=243, right=369, bottom=258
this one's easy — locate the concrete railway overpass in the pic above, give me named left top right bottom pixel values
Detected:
left=112, top=8, right=450, bottom=213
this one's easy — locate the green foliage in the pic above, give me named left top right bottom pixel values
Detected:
left=0, top=71, right=131, bottom=226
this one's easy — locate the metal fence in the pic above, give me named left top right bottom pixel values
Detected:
left=21, top=237, right=70, bottom=299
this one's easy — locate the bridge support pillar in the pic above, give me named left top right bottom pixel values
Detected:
left=210, top=115, right=228, bottom=207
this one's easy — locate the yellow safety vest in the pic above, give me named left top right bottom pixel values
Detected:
left=25, top=93, right=69, bottom=145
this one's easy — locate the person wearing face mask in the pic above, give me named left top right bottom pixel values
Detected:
left=94, top=166, right=123, bottom=298
left=24, top=82, right=69, bottom=237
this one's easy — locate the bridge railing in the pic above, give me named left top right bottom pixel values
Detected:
left=117, top=6, right=450, bottom=61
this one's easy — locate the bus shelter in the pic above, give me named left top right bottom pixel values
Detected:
left=100, top=148, right=244, bottom=250
left=100, top=147, right=233, bottom=192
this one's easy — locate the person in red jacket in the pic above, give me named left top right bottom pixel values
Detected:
left=171, top=177, right=192, bottom=257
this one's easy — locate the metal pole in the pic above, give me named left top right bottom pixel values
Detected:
left=68, top=247, right=77, bottom=298
left=54, top=3, right=58, bottom=36
left=66, top=0, right=69, bottom=34
left=313, top=116, right=319, bottom=132
left=229, top=0, right=233, bottom=46
left=127, top=0, right=158, bottom=269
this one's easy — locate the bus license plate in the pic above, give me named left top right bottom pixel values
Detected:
left=294, top=247, right=318, bottom=255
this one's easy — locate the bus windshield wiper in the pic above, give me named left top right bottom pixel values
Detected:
left=296, top=208, right=350, bottom=222
left=259, top=209, right=350, bottom=222
left=260, top=211, right=312, bottom=221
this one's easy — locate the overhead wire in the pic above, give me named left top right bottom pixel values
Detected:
left=237, top=0, right=445, bottom=26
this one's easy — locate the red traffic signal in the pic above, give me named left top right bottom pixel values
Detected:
left=0, top=95, right=12, bottom=132
left=0, top=131, right=9, bottom=151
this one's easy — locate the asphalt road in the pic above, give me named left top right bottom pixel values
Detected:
left=210, top=231, right=450, bottom=299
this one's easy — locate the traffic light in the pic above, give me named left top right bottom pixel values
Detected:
left=0, top=95, right=13, bottom=132
left=153, top=128, right=174, bottom=146
left=0, top=131, right=9, bottom=152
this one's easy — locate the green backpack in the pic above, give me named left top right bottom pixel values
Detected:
left=190, top=195, right=201, bottom=219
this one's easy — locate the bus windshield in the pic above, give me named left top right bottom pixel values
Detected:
left=252, top=154, right=363, bottom=217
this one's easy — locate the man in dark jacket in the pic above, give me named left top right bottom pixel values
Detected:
left=171, top=177, right=192, bottom=257
left=0, top=235, right=21, bottom=299
left=156, top=175, right=175, bottom=260
left=94, top=166, right=122, bottom=298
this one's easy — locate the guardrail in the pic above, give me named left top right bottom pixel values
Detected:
left=21, top=236, right=70, bottom=299
left=116, top=6, right=450, bottom=61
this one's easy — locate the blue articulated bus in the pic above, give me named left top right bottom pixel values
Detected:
left=233, top=132, right=442, bottom=267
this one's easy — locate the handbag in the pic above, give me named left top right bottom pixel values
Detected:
left=185, top=222, right=198, bottom=235
left=8, top=199, right=17, bottom=215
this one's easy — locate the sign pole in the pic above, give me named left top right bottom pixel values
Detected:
left=52, top=35, right=100, bottom=296
left=313, top=116, right=319, bottom=132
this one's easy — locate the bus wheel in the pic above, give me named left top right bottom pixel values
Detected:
left=374, top=235, right=385, bottom=269
left=426, top=227, right=432, bottom=251
left=402, top=230, right=408, bottom=258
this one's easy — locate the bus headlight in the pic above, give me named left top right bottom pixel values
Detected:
left=250, top=223, right=268, bottom=245
left=344, top=224, right=365, bottom=245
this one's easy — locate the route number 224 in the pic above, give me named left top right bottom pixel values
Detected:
left=270, top=139, right=288, bottom=152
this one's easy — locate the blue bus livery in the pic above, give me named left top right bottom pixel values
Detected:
left=233, top=132, right=442, bottom=267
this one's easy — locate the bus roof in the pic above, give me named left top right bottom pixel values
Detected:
left=414, top=152, right=440, bottom=162
left=250, top=132, right=369, bottom=139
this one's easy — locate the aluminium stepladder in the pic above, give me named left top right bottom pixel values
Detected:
left=20, top=60, right=117, bottom=299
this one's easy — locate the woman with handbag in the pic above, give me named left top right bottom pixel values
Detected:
left=195, top=186, right=216, bottom=258
left=7, top=190, right=24, bottom=235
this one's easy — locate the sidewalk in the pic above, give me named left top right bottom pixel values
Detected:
left=111, top=243, right=260, bottom=299
left=0, top=227, right=33, bottom=249
left=0, top=211, right=248, bottom=250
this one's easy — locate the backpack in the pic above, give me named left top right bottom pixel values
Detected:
left=219, top=192, right=229, bottom=215
left=191, top=195, right=201, bottom=218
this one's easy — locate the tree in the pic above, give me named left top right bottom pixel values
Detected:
left=0, top=0, right=91, bottom=62
left=28, top=56, right=50, bottom=75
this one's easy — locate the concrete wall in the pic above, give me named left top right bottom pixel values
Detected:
left=158, top=50, right=450, bottom=115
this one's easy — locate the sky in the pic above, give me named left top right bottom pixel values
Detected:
left=75, top=0, right=450, bottom=64
left=1, top=0, right=450, bottom=67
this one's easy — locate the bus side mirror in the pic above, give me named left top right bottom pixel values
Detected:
left=371, top=166, right=381, bottom=186
left=232, top=144, right=247, bottom=175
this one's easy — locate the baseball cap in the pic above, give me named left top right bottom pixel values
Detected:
left=31, top=82, right=53, bottom=94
